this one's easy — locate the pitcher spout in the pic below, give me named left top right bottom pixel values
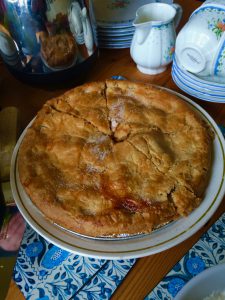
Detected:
left=134, top=26, right=152, bottom=45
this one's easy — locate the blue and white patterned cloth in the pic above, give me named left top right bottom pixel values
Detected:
left=13, top=225, right=136, bottom=300
left=145, top=212, right=225, bottom=299
left=14, top=211, right=225, bottom=300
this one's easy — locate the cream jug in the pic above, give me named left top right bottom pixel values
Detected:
left=130, top=2, right=183, bottom=75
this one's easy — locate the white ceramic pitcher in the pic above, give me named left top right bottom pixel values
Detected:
left=130, top=2, right=183, bottom=75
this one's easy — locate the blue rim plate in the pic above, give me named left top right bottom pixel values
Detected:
left=98, top=44, right=131, bottom=49
left=96, top=20, right=134, bottom=29
left=96, top=26, right=134, bottom=31
left=173, top=61, right=225, bottom=94
left=97, top=36, right=133, bottom=42
left=174, top=56, right=225, bottom=89
left=98, top=40, right=132, bottom=46
left=172, top=68, right=225, bottom=103
left=96, top=27, right=135, bottom=35
left=173, top=62, right=225, bottom=96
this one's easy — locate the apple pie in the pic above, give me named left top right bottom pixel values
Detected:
left=18, top=80, right=213, bottom=237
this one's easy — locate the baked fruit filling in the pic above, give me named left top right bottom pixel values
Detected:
left=18, top=80, right=213, bottom=237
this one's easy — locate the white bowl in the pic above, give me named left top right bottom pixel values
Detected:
left=174, top=263, right=225, bottom=300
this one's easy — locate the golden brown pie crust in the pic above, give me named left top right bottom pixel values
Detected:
left=18, top=80, right=213, bottom=237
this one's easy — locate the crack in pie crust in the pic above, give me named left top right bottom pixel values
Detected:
left=18, top=80, right=213, bottom=237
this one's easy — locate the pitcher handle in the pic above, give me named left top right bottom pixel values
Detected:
left=172, top=3, right=183, bottom=29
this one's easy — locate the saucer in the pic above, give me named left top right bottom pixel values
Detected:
left=173, top=59, right=225, bottom=95
left=93, top=24, right=134, bottom=49
left=172, top=56, right=225, bottom=102
left=174, top=56, right=225, bottom=89
left=172, top=67, right=225, bottom=103
left=172, top=66, right=225, bottom=103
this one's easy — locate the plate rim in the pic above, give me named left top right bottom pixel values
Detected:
left=10, top=86, right=225, bottom=259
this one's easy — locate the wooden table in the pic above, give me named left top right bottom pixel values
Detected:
left=3, top=0, right=225, bottom=299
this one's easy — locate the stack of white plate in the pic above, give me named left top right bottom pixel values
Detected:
left=172, top=56, right=225, bottom=103
left=93, top=23, right=135, bottom=49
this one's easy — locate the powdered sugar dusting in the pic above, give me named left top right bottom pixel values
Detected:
left=109, top=102, right=125, bottom=132
left=111, top=119, right=118, bottom=130
left=91, top=145, right=109, bottom=160
left=87, top=134, right=108, bottom=144
left=86, top=164, right=103, bottom=173
left=111, top=102, right=125, bottom=120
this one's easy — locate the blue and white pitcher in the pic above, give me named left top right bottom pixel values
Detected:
left=130, top=2, right=182, bottom=75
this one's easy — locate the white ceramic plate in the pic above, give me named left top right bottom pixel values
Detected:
left=172, top=68, right=225, bottom=103
left=96, top=36, right=133, bottom=44
left=96, top=27, right=135, bottom=35
left=174, top=263, right=225, bottom=299
left=98, top=43, right=131, bottom=49
left=97, top=35, right=133, bottom=42
left=174, top=56, right=225, bottom=89
left=10, top=87, right=225, bottom=259
left=173, top=61, right=225, bottom=95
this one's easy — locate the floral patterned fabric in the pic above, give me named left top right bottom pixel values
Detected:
left=13, top=226, right=136, bottom=300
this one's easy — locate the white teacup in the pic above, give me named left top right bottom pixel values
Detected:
left=175, top=3, right=225, bottom=77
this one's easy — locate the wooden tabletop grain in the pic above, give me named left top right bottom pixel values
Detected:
left=3, top=0, right=225, bottom=299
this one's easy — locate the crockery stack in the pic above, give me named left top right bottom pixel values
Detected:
left=172, top=0, right=225, bottom=102
left=89, top=0, right=173, bottom=49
